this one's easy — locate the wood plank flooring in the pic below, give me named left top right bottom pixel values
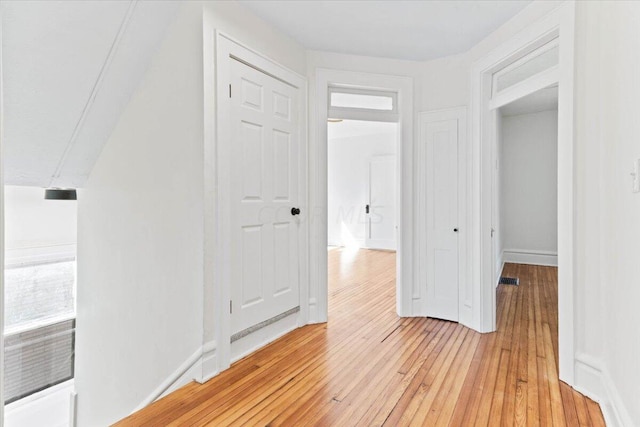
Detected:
left=116, top=248, right=604, bottom=426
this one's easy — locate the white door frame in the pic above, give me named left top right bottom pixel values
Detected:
left=204, top=31, right=308, bottom=379
left=0, top=5, right=4, bottom=417
left=470, top=3, right=576, bottom=384
left=310, top=69, right=413, bottom=321
left=418, top=107, right=467, bottom=323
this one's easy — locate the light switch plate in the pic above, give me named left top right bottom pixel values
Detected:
left=634, top=159, right=640, bottom=193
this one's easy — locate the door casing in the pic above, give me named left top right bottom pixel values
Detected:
left=205, top=31, right=308, bottom=379
left=470, top=3, right=576, bottom=385
left=310, top=69, right=413, bottom=321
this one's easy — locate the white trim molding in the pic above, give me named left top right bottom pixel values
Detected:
left=0, top=3, right=5, bottom=418
left=470, top=3, right=576, bottom=388
left=502, top=249, right=558, bottom=267
left=200, top=340, right=218, bottom=384
left=132, top=347, right=203, bottom=413
left=574, top=353, right=635, bottom=427
left=310, top=68, right=414, bottom=321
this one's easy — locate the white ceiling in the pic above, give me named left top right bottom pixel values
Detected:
left=500, top=85, right=558, bottom=117
left=2, top=0, right=179, bottom=188
left=239, top=0, right=531, bottom=61
left=2, top=1, right=533, bottom=188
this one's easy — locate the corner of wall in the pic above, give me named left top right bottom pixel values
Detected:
left=574, top=353, right=635, bottom=427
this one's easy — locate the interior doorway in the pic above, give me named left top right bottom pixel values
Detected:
left=327, top=118, right=399, bottom=316
left=494, top=85, right=559, bottom=278
left=328, top=120, right=398, bottom=251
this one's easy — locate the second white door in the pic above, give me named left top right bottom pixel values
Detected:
left=425, top=118, right=459, bottom=322
left=366, top=155, right=396, bottom=251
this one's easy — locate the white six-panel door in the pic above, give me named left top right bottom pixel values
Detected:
left=425, top=119, right=459, bottom=322
left=366, top=155, right=396, bottom=251
left=230, top=58, right=300, bottom=335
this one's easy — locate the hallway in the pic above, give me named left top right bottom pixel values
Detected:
left=117, top=249, right=603, bottom=426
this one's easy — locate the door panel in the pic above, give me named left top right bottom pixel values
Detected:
left=230, top=59, right=300, bottom=335
left=366, top=155, right=396, bottom=250
left=426, top=119, right=459, bottom=322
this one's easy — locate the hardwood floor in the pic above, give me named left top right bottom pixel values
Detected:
left=116, top=248, right=604, bottom=426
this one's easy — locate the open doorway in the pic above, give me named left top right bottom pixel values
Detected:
left=312, top=69, right=413, bottom=324
left=495, top=85, right=559, bottom=279
left=327, top=118, right=398, bottom=317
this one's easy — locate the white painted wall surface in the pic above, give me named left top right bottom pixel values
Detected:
left=327, top=122, right=396, bottom=247
left=203, top=1, right=306, bottom=76
left=573, top=2, right=640, bottom=425
left=499, top=110, right=558, bottom=263
left=75, top=3, right=205, bottom=425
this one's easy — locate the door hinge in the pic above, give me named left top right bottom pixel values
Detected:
left=229, top=84, right=232, bottom=98
left=230, top=300, right=233, bottom=314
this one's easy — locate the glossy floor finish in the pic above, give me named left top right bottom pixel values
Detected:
left=116, top=248, right=604, bottom=426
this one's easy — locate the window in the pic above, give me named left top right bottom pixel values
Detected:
left=3, top=186, right=77, bottom=405
left=329, top=87, right=398, bottom=122
left=330, top=91, right=394, bottom=111
left=492, top=38, right=559, bottom=96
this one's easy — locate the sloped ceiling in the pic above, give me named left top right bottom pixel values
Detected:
left=2, top=0, right=180, bottom=188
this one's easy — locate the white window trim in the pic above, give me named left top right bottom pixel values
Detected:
left=491, top=36, right=559, bottom=98
left=328, top=86, right=399, bottom=122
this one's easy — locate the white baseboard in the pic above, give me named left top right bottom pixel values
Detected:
left=574, top=353, right=634, bottom=427
left=502, top=249, right=558, bottom=266
left=132, top=347, right=202, bottom=413
left=200, top=340, right=218, bottom=384
left=131, top=313, right=301, bottom=416
left=496, top=257, right=505, bottom=288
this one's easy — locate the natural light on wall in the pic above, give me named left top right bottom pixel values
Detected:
left=3, top=185, right=77, bottom=425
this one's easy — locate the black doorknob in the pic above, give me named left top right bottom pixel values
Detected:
left=453, top=228, right=459, bottom=232
left=291, top=207, right=301, bottom=216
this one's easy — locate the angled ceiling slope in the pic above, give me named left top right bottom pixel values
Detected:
left=239, top=0, right=532, bottom=61
left=2, top=0, right=180, bottom=188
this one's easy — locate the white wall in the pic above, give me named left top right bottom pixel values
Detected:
left=75, top=3, right=205, bottom=425
left=573, top=2, right=640, bottom=425
left=4, top=185, right=77, bottom=261
left=499, top=110, right=558, bottom=265
left=327, top=122, right=396, bottom=247
left=203, top=1, right=306, bottom=76
left=74, top=1, right=308, bottom=424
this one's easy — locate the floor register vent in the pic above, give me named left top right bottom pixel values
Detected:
left=499, top=277, right=520, bottom=286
